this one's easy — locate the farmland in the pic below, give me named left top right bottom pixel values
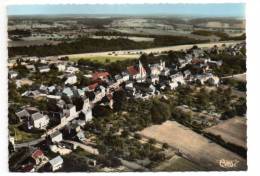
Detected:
left=69, top=55, right=138, bottom=64
left=139, top=120, right=247, bottom=171
left=66, top=40, right=241, bottom=63
left=203, top=117, right=247, bottom=150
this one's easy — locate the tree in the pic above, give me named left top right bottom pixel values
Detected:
left=113, top=90, right=126, bottom=111
left=134, top=133, right=141, bottom=140
left=92, top=105, right=112, bottom=117
left=162, top=143, right=169, bottom=149
left=148, top=138, right=156, bottom=145
left=121, top=129, right=129, bottom=138
left=151, top=100, right=171, bottom=123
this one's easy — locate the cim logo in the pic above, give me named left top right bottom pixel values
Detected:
left=219, top=159, right=239, bottom=168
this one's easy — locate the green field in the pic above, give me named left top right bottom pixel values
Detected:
left=153, top=155, right=203, bottom=171
left=69, top=55, right=138, bottom=64
left=9, top=124, right=42, bottom=143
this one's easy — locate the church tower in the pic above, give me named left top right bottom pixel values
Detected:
left=138, top=60, right=146, bottom=82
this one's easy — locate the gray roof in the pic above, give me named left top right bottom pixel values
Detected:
left=31, top=112, right=44, bottom=121
left=114, top=74, right=122, bottom=80
left=16, top=109, right=30, bottom=118
left=67, top=104, right=74, bottom=109
left=121, top=72, right=129, bottom=76
left=49, top=155, right=63, bottom=167
left=38, top=65, right=49, bottom=70
left=62, top=87, right=73, bottom=97
left=9, top=70, right=18, bottom=74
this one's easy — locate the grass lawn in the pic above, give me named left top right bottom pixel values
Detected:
left=69, top=55, right=137, bottom=64
left=9, top=124, right=42, bottom=143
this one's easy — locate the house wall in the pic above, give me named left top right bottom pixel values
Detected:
left=51, top=134, right=63, bottom=143
left=33, top=116, right=49, bottom=129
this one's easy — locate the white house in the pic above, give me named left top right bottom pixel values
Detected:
left=149, top=75, right=159, bottom=84
left=56, top=64, right=66, bottom=72
left=193, top=73, right=220, bottom=85
left=65, top=66, right=79, bottom=74
left=49, top=156, right=63, bottom=171
left=31, top=112, right=49, bottom=129
left=81, top=98, right=93, bottom=122
left=170, top=73, right=186, bottom=85
left=9, top=70, right=18, bottom=79
left=121, top=72, right=130, bottom=82
left=64, top=75, right=77, bottom=85
left=208, top=76, right=220, bottom=85
left=149, top=60, right=165, bottom=76
left=15, top=109, right=30, bottom=122
left=160, top=67, right=170, bottom=76
left=168, top=81, right=179, bottom=90
left=38, top=66, right=50, bottom=73
left=114, top=74, right=124, bottom=84
left=25, top=65, right=36, bottom=72
left=82, top=108, right=93, bottom=122
left=125, top=81, right=133, bottom=89
left=50, top=131, right=63, bottom=143
left=93, top=86, right=106, bottom=103
left=26, top=56, right=39, bottom=62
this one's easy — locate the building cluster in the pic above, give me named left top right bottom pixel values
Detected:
left=8, top=43, right=241, bottom=172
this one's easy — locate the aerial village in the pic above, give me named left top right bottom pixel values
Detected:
left=8, top=42, right=246, bottom=172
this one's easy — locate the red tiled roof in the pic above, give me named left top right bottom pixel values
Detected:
left=191, top=58, right=203, bottom=64
left=31, top=149, right=44, bottom=159
left=127, top=66, right=139, bottom=75
left=92, top=72, right=110, bottom=81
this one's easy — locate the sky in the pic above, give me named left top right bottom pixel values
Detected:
left=7, top=3, right=245, bottom=18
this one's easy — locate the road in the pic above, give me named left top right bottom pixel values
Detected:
left=221, top=73, right=246, bottom=82
left=14, top=138, right=45, bottom=148
left=63, top=140, right=99, bottom=155
left=62, top=40, right=242, bottom=59
left=14, top=112, right=80, bottom=149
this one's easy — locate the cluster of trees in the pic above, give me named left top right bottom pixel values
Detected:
left=8, top=29, right=31, bottom=37
left=96, top=131, right=165, bottom=165
left=223, top=79, right=246, bottom=92
left=153, top=35, right=208, bottom=46
left=9, top=34, right=209, bottom=57
left=210, top=53, right=246, bottom=76
left=192, top=30, right=245, bottom=41
left=8, top=37, right=151, bottom=57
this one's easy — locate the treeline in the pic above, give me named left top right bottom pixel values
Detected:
left=8, top=38, right=151, bottom=57
left=8, top=35, right=209, bottom=57
left=8, top=29, right=31, bottom=37
left=153, top=35, right=208, bottom=46
left=192, top=30, right=246, bottom=41
left=210, top=52, right=246, bottom=76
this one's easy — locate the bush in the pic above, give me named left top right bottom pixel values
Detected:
left=162, top=143, right=169, bottom=149
left=148, top=138, right=156, bottom=145
left=134, top=133, right=141, bottom=140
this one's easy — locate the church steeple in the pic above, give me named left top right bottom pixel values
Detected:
left=138, top=60, right=146, bottom=82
